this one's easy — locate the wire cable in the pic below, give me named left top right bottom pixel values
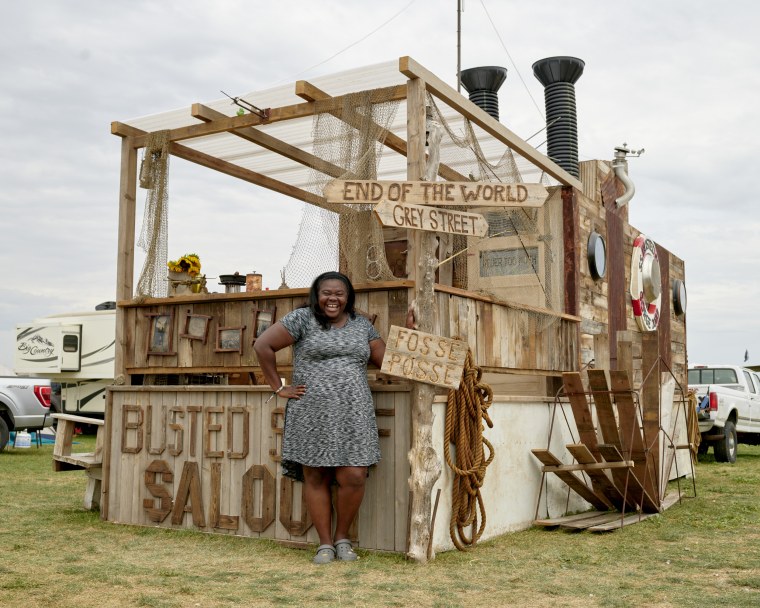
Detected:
left=479, top=0, right=544, bottom=119
left=273, top=0, right=418, bottom=86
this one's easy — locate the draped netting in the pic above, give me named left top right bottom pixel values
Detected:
left=283, top=88, right=401, bottom=286
left=281, top=90, right=562, bottom=331
left=135, top=130, right=171, bottom=298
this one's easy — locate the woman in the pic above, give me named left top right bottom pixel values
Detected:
left=254, top=271, right=386, bottom=564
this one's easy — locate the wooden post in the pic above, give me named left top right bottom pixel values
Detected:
left=616, top=330, right=634, bottom=384
left=405, top=76, right=442, bottom=563
left=641, top=332, right=661, bottom=504
left=593, top=333, right=610, bottom=370
left=114, top=136, right=138, bottom=384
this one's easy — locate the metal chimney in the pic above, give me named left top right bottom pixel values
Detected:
left=532, top=56, right=585, bottom=178
left=460, top=66, right=507, bottom=121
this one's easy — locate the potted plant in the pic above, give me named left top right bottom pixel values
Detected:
left=167, top=253, right=206, bottom=294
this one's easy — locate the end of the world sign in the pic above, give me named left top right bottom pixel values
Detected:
left=323, top=179, right=548, bottom=208
left=380, top=326, right=468, bottom=389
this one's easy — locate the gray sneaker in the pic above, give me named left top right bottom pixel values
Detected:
left=312, top=544, right=336, bottom=564
left=334, top=539, right=358, bottom=561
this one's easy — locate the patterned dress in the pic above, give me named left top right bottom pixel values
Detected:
left=279, top=307, right=382, bottom=478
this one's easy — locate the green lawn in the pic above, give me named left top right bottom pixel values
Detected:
left=1, top=435, right=759, bottom=607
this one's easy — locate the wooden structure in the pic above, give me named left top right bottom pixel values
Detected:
left=106, top=57, right=688, bottom=558
left=52, top=413, right=105, bottom=510
left=531, top=364, right=694, bottom=531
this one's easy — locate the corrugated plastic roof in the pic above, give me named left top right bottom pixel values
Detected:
left=121, top=60, right=552, bottom=192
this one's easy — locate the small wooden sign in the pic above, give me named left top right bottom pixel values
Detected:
left=324, top=179, right=547, bottom=207
left=373, top=200, right=488, bottom=237
left=381, top=326, right=468, bottom=389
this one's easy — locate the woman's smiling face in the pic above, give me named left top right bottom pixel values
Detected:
left=318, top=279, right=348, bottom=320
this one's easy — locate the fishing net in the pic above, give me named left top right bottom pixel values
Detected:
left=281, top=89, right=562, bottom=332
left=283, top=88, right=401, bottom=286
left=135, top=130, right=171, bottom=298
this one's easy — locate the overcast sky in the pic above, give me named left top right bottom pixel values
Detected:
left=2, top=0, right=758, bottom=373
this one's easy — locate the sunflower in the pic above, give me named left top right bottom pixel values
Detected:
left=168, top=253, right=202, bottom=277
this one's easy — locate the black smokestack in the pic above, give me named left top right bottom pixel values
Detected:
left=460, top=66, right=507, bottom=121
left=532, top=56, right=585, bottom=178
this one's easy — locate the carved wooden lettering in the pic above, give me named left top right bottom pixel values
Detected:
left=269, top=406, right=285, bottom=463
left=210, top=462, right=239, bottom=530
left=279, top=477, right=312, bottom=537
left=381, top=326, right=468, bottom=389
left=324, top=179, right=547, bottom=207
left=204, top=405, right=224, bottom=458
left=143, top=459, right=173, bottom=523
left=226, top=405, right=249, bottom=459
left=373, top=200, right=488, bottom=237
left=171, top=461, right=205, bottom=527
left=121, top=404, right=143, bottom=454
left=146, top=404, right=166, bottom=455
left=168, top=406, right=184, bottom=457
left=242, top=464, right=276, bottom=533
left=186, top=405, right=202, bottom=457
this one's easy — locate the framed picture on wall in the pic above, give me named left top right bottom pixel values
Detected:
left=251, top=308, right=276, bottom=344
left=180, top=313, right=211, bottom=343
left=146, top=311, right=176, bottom=356
left=216, top=326, right=245, bottom=353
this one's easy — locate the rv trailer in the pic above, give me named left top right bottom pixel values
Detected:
left=14, top=303, right=115, bottom=418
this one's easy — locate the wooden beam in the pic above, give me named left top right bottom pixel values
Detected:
left=172, top=143, right=333, bottom=210
left=641, top=332, right=661, bottom=503
left=542, top=461, right=634, bottom=473
left=112, top=122, right=145, bottom=138
left=295, top=81, right=407, bottom=105
left=191, top=103, right=350, bottom=180
left=399, top=56, right=583, bottom=190
left=587, top=369, right=623, bottom=451
left=562, top=372, right=601, bottom=461
left=566, top=443, right=626, bottom=511
left=113, top=121, right=332, bottom=210
left=118, top=84, right=408, bottom=149
left=531, top=449, right=612, bottom=511
left=114, top=136, right=138, bottom=384
left=295, top=80, right=468, bottom=183
left=597, top=443, right=660, bottom=513
left=405, top=75, right=441, bottom=564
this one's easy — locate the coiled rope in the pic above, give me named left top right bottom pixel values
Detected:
left=444, top=348, right=494, bottom=550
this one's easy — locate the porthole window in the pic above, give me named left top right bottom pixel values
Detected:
left=587, top=231, right=607, bottom=280
left=672, top=279, right=687, bottom=316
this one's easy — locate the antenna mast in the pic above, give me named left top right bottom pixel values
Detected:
left=457, top=0, right=463, bottom=92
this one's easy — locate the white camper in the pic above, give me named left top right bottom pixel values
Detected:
left=14, top=304, right=115, bottom=418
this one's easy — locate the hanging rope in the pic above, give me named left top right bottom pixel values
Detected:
left=686, top=389, right=702, bottom=463
left=444, top=348, right=495, bottom=550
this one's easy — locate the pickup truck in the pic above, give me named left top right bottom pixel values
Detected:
left=688, top=365, right=760, bottom=463
left=0, top=376, right=53, bottom=451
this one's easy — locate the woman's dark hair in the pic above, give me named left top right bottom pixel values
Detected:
left=309, top=271, right=356, bottom=329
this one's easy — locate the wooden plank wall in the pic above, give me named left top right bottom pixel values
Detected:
left=105, top=386, right=411, bottom=552
left=122, top=287, right=410, bottom=377
left=433, top=290, right=578, bottom=373
left=577, top=160, right=687, bottom=393
left=121, top=284, right=579, bottom=377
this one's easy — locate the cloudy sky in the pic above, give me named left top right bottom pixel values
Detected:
left=1, top=0, right=758, bottom=373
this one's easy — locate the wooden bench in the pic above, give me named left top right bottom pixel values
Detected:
left=51, top=413, right=105, bottom=510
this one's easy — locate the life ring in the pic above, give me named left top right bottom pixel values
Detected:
left=629, top=234, right=661, bottom=331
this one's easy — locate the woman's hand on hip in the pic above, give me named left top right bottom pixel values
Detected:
left=279, top=384, right=307, bottom=400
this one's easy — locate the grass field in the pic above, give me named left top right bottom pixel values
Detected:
left=1, top=435, right=759, bottom=607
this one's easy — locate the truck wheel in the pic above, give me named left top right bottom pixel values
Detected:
left=0, top=417, right=9, bottom=452
left=714, top=420, right=737, bottom=463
